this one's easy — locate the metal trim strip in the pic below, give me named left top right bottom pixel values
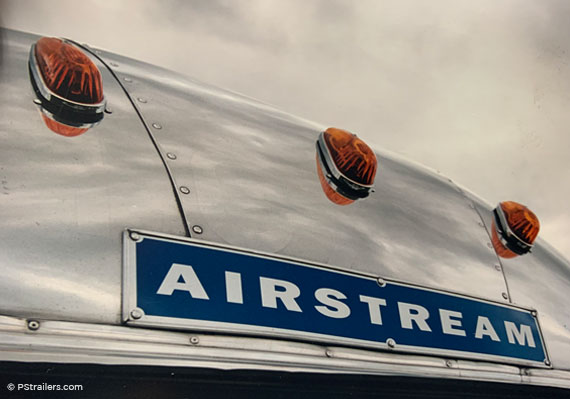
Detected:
left=0, top=316, right=568, bottom=389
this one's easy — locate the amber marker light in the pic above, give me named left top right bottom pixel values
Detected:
left=316, top=127, right=378, bottom=205
left=29, top=37, right=106, bottom=135
left=491, top=201, right=540, bottom=259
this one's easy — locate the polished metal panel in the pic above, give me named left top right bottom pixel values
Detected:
left=93, top=49, right=508, bottom=303
left=462, top=190, right=570, bottom=371
left=0, top=29, right=186, bottom=323
left=2, top=315, right=568, bottom=390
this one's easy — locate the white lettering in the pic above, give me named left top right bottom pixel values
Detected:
left=156, top=263, right=209, bottom=299
left=439, top=309, right=466, bottom=336
left=260, top=277, right=302, bottom=312
left=225, top=271, right=243, bottom=304
left=315, top=288, right=350, bottom=318
left=474, top=316, right=500, bottom=341
left=504, top=321, right=535, bottom=347
left=398, top=302, right=432, bottom=331
left=359, top=295, right=387, bottom=325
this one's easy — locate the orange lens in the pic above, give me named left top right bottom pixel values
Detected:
left=491, top=201, right=540, bottom=259
left=35, top=37, right=103, bottom=104
left=500, top=201, right=540, bottom=244
left=322, top=127, right=377, bottom=186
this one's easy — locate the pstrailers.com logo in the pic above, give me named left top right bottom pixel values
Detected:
left=6, top=382, right=83, bottom=391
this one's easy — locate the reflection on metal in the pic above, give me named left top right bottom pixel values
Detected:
left=38, top=110, right=89, bottom=137
left=492, top=201, right=540, bottom=259
left=28, top=37, right=106, bottom=133
left=316, top=128, right=377, bottom=205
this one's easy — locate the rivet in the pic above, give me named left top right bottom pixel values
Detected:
left=137, top=97, right=147, bottom=103
left=386, top=338, right=396, bottom=348
left=487, top=242, right=493, bottom=249
left=377, top=278, right=386, bottom=288
left=104, top=106, right=113, bottom=114
left=192, top=225, right=203, bottom=235
left=494, top=264, right=501, bottom=271
left=531, top=310, right=538, bottom=317
left=179, top=186, right=190, bottom=195
left=445, top=360, right=453, bottom=368
left=502, top=292, right=509, bottom=300
left=478, top=222, right=484, bottom=227
left=544, top=359, right=551, bottom=367
left=109, top=62, right=119, bottom=67
left=190, top=336, right=200, bottom=345
left=130, top=308, right=143, bottom=320
left=152, top=123, right=162, bottom=130
left=123, top=77, right=132, bottom=83
left=522, top=368, right=530, bottom=376
left=27, top=320, right=40, bottom=331
left=325, top=349, right=333, bottom=358
left=166, top=153, right=177, bottom=160
left=33, top=98, right=42, bottom=105
left=130, top=232, right=142, bottom=242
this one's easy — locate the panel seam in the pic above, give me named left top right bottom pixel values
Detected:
left=73, top=41, right=191, bottom=237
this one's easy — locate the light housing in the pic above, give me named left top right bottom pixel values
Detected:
left=491, top=201, right=540, bottom=259
left=316, top=127, right=378, bottom=205
left=29, top=37, right=106, bottom=131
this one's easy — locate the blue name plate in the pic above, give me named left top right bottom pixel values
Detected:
left=123, top=231, right=548, bottom=367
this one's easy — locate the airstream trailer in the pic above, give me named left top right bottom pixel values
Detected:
left=0, top=28, right=569, bottom=397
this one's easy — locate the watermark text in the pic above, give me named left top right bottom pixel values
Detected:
left=7, top=382, right=83, bottom=392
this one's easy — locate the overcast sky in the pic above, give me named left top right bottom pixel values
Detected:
left=1, top=0, right=568, bottom=257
